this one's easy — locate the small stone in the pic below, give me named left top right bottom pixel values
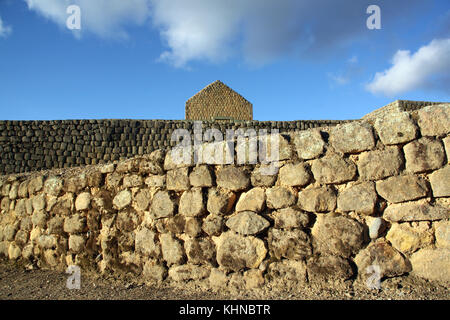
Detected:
left=18, top=180, right=29, bottom=198
left=235, top=187, right=265, bottom=213
left=434, top=220, right=450, bottom=249
left=189, top=165, right=214, bottom=187
left=273, top=207, right=310, bottom=229
left=386, top=222, right=434, bottom=254
left=337, top=182, right=378, bottom=215
left=279, top=162, right=311, bottom=187
left=354, top=239, right=412, bottom=280
left=68, top=235, right=85, bottom=253
left=160, top=233, right=185, bottom=266
left=169, top=264, right=210, bottom=282
left=226, top=211, right=270, bottom=235
left=166, top=215, right=186, bottom=234
left=144, top=175, right=165, bottom=188
left=32, top=194, right=46, bottom=212
left=202, top=214, right=224, bottom=236
left=330, top=122, right=375, bottom=153
left=207, top=188, right=236, bottom=215
left=209, top=268, right=229, bottom=288
left=267, top=260, right=307, bottom=284
left=376, top=175, right=429, bottom=203
left=184, top=217, right=202, bottom=237
left=28, top=176, right=44, bottom=195
left=166, top=167, right=190, bottom=191
left=8, top=243, right=21, bottom=260
left=383, top=200, right=449, bottom=222
left=312, top=214, right=366, bottom=258
left=135, top=227, right=161, bottom=257
left=215, top=231, right=267, bottom=271
left=410, top=248, right=450, bottom=284
left=134, top=189, right=150, bottom=211
left=374, top=112, right=418, bottom=145
left=38, top=235, right=57, bottom=249
left=179, top=188, right=205, bottom=217
left=368, top=217, right=383, bottom=240
left=417, top=105, right=450, bottom=137
left=266, top=186, right=297, bottom=209
left=443, top=136, right=450, bottom=162
left=429, top=166, right=450, bottom=197
left=150, top=191, right=175, bottom=219
left=244, top=269, right=265, bottom=289
left=216, top=166, right=250, bottom=191
left=311, top=154, right=357, bottom=184
left=357, top=146, right=403, bottom=181
left=293, top=129, right=325, bottom=160
left=75, top=192, right=91, bottom=211
left=63, top=174, right=87, bottom=193
left=298, top=186, right=337, bottom=213
left=268, top=229, right=312, bottom=260
left=105, top=172, right=122, bottom=189
left=404, top=138, right=445, bottom=173
left=113, top=190, right=131, bottom=210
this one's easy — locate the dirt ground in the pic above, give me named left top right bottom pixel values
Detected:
left=0, top=260, right=448, bottom=300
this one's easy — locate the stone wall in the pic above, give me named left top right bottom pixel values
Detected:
left=0, top=104, right=449, bottom=291
left=0, top=119, right=345, bottom=175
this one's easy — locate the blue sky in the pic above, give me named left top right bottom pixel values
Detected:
left=0, top=0, right=449, bottom=121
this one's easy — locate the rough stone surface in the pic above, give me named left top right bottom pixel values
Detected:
left=312, top=214, right=366, bottom=258
left=374, top=112, right=418, bottom=145
left=142, top=260, right=167, bottom=282
left=266, top=187, right=297, bottom=209
left=216, top=166, right=250, bottom=191
left=123, top=174, right=143, bottom=188
left=311, top=154, right=357, bottom=184
left=404, top=138, right=445, bottom=173
left=376, top=175, right=429, bottom=203
left=160, top=233, right=185, bottom=266
left=354, top=239, right=412, bottom=280
left=68, top=235, right=85, bottom=253
left=435, top=220, right=450, bottom=249
left=184, top=237, right=216, bottom=265
left=279, top=163, right=311, bottom=187
left=189, top=165, right=214, bottom=187
left=226, top=211, right=270, bottom=235
left=144, top=175, right=165, bottom=188
left=150, top=191, right=175, bottom=219
left=267, top=260, right=307, bottom=284
left=417, top=105, right=450, bottom=137
left=63, top=214, right=86, bottom=234
left=112, top=190, right=131, bottom=210
left=169, top=264, right=210, bottom=282
left=179, top=188, right=205, bottom=217
left=215, top=231, right=267, bottom=271
left=166, top=168, right=190, bottom=191
left=337, top=182, right=377, bottom=215
left=386, top=222, right=434, bottom=254
left=202, top=214, right=224, bottom=236
left=429, top=166, right=450, bottom=197
left=268, top=229, right=312, bottom=260
left=134, top=189, right=150, bottom=211
left=207, top=188, right=236, bottom=215
left=298, top=186, right=336, bottom=213
left=383, top=201, right=449, bottom=222
left=43, top=177, right=63, bottom=196
left=272, top=207, right=310, bottom=229
left=75, top=192, right=91, bottom=211
left=235, top=187, right=265, bottom=213
left=293, top=129, right=325, bottom=160
left=443, top=135, right=450, bottom=162
left=307, top=255, right=354, bottom=283
left=250, top=165, right=277, bottom=187
left=135, top=227, right=160, bottom=257
left=330, top=122, right=375, bottom=154
left=410, top=248, right=450, bottom=284
left=358, top=148, right=403, bottom=182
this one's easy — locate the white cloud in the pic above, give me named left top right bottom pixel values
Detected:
left=25, top=0, right=150, bottom=38
left=366, top=38, right=450, bottom=96
left=0, top=16, right=12, bottom=38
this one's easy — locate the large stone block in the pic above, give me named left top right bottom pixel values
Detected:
left=404, top=138, right=445, bottom=173
left=311, top=154, right=357, bottom=184
left=298, top=186, right=336, bottom=213
left=216, top=166, right=250, bottom=191
left=386, top=222, right=434, bottom=254
left=266, top=186, right=297, bottom=209
left=235, top=187, right=265, bottom=213
left=215, top=231, right=266, bottom=271
left=435, top=220, right=450, bottom=249
left=167, top=167, right=190, bottom=191
left=374, top=112, right=418, bottom=145
left=135, top=227, right=160, bottom=258
left=293, top=129, right=325, bottom=160
left=160, top=233, right=185, bottom=266
left=179, top=188, right=205, bottom=217
left=330, top=122, right=375, bottom=153
left=226, top=211, right=270, bottom=235
left=272, top=207, right=310, bottom=229
left=429, top=166, right=450, bottom=197
left=206, top=188, right=236, bottom=215
left=410, top=248, right=450, bottom=284
left=383, top=200, right=449, bottom=222
left=357, top=146, right=403, bottom=180
left=268, top=229, right=312, bottom=260
left=417, top=105, right=450, bottom=137
left=149, top=190, right=176, bottom=219
left=279, top=162, right=311, bottom=187
left=337, top=182, right=378, bottom=215
left=376, top=175, right=429, bottom=203
left=189, top=165, right=214, bottom=187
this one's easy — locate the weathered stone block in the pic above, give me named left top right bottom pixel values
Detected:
left=404, top=137, right=445, bottom=173
left=429, top=166, right=450, bottom=197
left=417, top=105, right=450, bottom=137
left=383, top=200, right=449, bottom=222
left=268, top=229, right=312, bottom=260
left=330, top=122, right=375, bottom=153
left=235, top=187, right=265, bottom=213
left=410, top=248, right=450, bottom=284
left=167, top=167, right=190, bottom=191
left=112, top=190, right=131, bottom=210
left=202, top=214, right=224, bottom=236
left=226, top=211, right=270, bottom=235
left=135, top=227, right=160, bottom=257
left=298, top=186, right=336, bottom=213
left=75, top=192, right=91, bottom=211
left=386, top=222, right=434, bottom=254
left=179, top=188, right=205, bottom=217
left=189, top=165, right=213, bottom=187
left=266, top=186, right=297, bottom=209
left=293, top=129, right=325, bottom=160
left=311, top=154, right=357, bottom=184
left=279, top=162, right=311, bottom=187
left=337, top=182, right=377, bottom=215
left=376, top=175, right=428, bottom=203
left=149, top=191, right=176, bottom=219
left=216, top=166, right=250, bottom=191
left=435, top=220, right=450, bottom=249
left=160, top=233, right=185, bottom=266
left=374, top=112, right=418, bottom=145
left=357, top=146, right=403, bottom=180
left=272, top=207, right=310, bottom=229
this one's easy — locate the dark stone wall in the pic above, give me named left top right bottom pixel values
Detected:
left=0, top=119, right=347, bottom=174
